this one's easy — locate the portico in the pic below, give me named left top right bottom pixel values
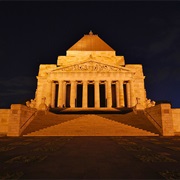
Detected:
left=44, top=79, right=134, bottom=108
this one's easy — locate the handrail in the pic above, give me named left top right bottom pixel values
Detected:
left=144, top=109, right=162, bottom=128
left=20, top=110, right=37, bottom=130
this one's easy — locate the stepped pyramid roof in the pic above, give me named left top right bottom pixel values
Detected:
left=68, top=31, right=115, bottom=51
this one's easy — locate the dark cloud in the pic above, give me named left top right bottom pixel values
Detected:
left=148, top=28, right=180, bottom=55
left=0, top=77, right=36, bottom=88
left=0, top=77, right=36, bottom=108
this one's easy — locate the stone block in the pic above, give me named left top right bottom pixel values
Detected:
left=0, top=109, right=10, bottom=134
left=172, top=109, right=180, bottom=133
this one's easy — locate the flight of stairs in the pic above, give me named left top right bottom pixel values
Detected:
left=23, top=111, right=159, bottom=136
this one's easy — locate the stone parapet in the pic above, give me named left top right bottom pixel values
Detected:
left=7, top=104, right=37, bottom=136
left=0, top=109, right=10, bottom=134
left=145, top=104, right=174, bottom=136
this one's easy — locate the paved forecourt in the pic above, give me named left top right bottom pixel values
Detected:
left=0, top=136, right=180, bottom=179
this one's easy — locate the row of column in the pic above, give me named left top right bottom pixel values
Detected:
left=46, top=80, right=135, bottom=108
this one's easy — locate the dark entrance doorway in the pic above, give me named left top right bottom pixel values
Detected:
left=123, top=83, right=128, bottom=107
left=66, top=84, right=71, bottom=107
left=100, top=84, right=106, bottom=107
left=112, top=84, right=116, bottom=107
left=76, top=84, right=82, bottom=107
left=54, top=83, right=59, bottom=107
left=88, top=84, right=94, bottom=107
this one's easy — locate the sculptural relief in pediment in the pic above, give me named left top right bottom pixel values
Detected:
left=53, top=61, right=130, bottom=73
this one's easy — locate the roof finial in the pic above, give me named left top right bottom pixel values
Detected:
left=89, top=30, right=93, bottom=35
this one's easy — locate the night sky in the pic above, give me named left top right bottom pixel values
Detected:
left=0, top=1, right=180, bottom=108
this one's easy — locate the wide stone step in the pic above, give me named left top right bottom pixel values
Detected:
left=24, top=115, right=158, bottom=136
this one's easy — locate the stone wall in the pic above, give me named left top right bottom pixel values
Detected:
left=0, top=109, right=10, bottom=134
left=172, top=109, right=180, bottom=133
left=144, top=104, right=174, bottom=136
left=7, top=104, right=37, bottom=136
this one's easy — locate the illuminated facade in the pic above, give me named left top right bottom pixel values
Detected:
left=35, top=31, right=146, bottom=109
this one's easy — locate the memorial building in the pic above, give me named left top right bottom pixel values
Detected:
left=35, top=31, right=147, bottom=109
left=2, top=31, right=179, bottom=137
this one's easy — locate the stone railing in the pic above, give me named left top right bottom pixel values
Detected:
left=7, top=104, right=37, bottom=136
left=144, top=109, right=162, bottom=129
left=144, top=103, right=174, bottom=136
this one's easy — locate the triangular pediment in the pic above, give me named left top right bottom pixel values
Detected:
left=51, top=60, right=131, bottom=73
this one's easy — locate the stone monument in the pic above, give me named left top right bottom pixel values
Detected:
left=34, top=31, right=147, bottom=110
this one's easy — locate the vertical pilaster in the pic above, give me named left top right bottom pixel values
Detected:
left=95, top=80, right=100, bottom=108
left=70, top=80, right=76, bottom=108
left=82, top=80, right=88, bottom=108
left=58, top=80, right=63, bottom=107
left=46, top=80, right=52, bottom=107
left=51, top=82, right=56, bottom=108
left=130, top=80, right=136, bottom=107
left=119, top=81, right=124, bottom=107
left=116, top=81, right=120, bottom=107
left=107, top=80, right=112, bottom=108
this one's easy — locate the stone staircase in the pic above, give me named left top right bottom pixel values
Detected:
left=23, top=111, right=159, bottom=136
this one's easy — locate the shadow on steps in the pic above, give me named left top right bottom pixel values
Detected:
left=49, top=107, right=133, bottom=114
left=22, top=111, right=81, bottom=136
left=98, top=111, right=160, bottom=135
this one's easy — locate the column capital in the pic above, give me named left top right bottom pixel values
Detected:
left=94, top=80, right=100, bottom=84
left=129, top=79, right=135, bottom=84
left=107, top=80, right=112, bottom=85
left=70, top=80, right=76, bottom=83
left=47, top=80, right=53, bottom=83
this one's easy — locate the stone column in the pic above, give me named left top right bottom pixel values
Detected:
left=62, top=81, right=66, bottom=107
left=119, top=81, right=124, bottom=107
left=116, top=81, right=120, bottom=107
left=107, top=80, right=112, bottom=108
left=126, top=82, right=131, bottom=108
left=82, top=80, right=88, bottom=108
left=129, top=80, right=136, bottom=107
left=58, top=80, right=63, bottom=108
left=70, top=80, right=76, bottom=108
left=51, top=82, right=56, bottom=108
left=95, top=80, right=100, bottom=108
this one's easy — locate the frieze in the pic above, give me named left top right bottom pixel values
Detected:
left=53, top=61, right=129, bottom=72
